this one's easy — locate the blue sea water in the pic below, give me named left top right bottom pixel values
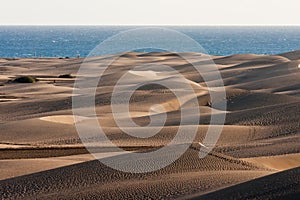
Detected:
left=0, top=26, right=299, bottom=58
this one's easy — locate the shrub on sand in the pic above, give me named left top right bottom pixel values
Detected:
left=13, top=76, right=38, bottom=83
left=58, top=74, right=74, bottom=78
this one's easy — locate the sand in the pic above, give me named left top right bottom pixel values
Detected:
left=191, top=167, right=300, bottom=200
left=243, top=153, right=300, bottom=171
left=0, top=154, right=94, bottom=181
left=40, top=115, right=88, bottom=125
left=0, top=51, right=299, bottom=199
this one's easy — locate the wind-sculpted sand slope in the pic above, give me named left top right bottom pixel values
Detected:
left=193, top=167, right=300, bottom=200
left=0, top=51, right=300, bottom=199
left=0, top=147, right=272, bottom=199
left=243, top=153, right=300, bottom=171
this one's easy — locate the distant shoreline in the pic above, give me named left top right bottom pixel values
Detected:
left=1, top=49, right=299, bottom=59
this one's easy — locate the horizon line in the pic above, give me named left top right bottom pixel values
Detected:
left=1, top=24, right=300, bottom=27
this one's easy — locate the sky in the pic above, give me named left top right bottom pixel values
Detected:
left=1, top=0, right=299, bottom=25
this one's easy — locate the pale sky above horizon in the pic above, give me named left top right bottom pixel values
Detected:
left=1, top=0, right=299, bottom=25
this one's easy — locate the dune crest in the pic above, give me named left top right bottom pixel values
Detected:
left=40, top=115, right=88, bottom=125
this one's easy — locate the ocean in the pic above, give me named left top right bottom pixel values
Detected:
left=0, top=26, right=299, bottom=58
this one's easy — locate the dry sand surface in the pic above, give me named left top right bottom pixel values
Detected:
left=0, top=51, right=300, bottom=199
left=243, top=153, right=300, bottom=171
left=191, top=167, right=300, bottom=200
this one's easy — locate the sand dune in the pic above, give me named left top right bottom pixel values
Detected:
left=243, top=153, right=300, bottom=171
left=0, top=51, right=300, bottom=199
left=279, top=50, right=300, bottom=60
left=0, top=147, right=273, bottom=199
left=0, top=154, right=94, bottom=181
left=192, top=167, right=300, bottom=200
